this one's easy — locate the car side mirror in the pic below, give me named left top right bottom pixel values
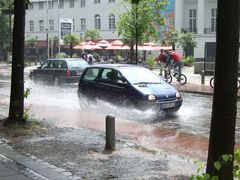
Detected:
left=37, top=66, right=41, bottom=69
left=117, top=80, right=128, bottom=87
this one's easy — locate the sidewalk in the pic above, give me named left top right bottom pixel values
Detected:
left=0, top=134, right=74, bottom=180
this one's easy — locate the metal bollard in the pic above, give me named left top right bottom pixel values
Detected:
left=201, top=70, right=205, bottom=84
left=105, top=115, right=115, bottom=150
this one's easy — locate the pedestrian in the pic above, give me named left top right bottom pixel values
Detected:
left=156, top=49, right=168, bottom=75
left=87, top=52, right=93, bottom=64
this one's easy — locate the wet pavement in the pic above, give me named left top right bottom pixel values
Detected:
left=0, top=62, right=239, bottom=179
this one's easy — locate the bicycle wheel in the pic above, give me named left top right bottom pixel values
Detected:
left=210, top=77, right=214, bottom=88
left=178, top=74, right=187, bottom=85
left=165, top=73, right=172, bottom=83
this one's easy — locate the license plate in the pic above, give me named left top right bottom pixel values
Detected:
left=162, top=102, right=175, bottom=108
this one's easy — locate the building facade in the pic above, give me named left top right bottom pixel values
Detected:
left=175, top=0, right=217, bottom=60
left=25, top=0, right=126, bottom=42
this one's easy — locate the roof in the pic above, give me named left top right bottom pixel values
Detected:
left=47, top=58, right=86, bottom=61
left=87, top=63, right=145, bottom=70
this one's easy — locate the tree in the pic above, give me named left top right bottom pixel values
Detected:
left=161, top=29, right=179, bottom=51
left=0, top=0, right=14, bottom=53
left=83, top=29, right=101, bottom=41
left=5, top=0, right=26, bottom=124
left=117, top=0, right=167, bottom=64
left=206, top=0, right=239, bottom=179
left=179, top=32, right=197, bottom=57
left=26, top=36, right=37, bottom=48
left=63, top=33, right=80, bottom=58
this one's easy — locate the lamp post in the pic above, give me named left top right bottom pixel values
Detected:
left=46, top=28, right=49, bottom=59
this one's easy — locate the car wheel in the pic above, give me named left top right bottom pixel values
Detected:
left=53, top=77, right=60, bottom=86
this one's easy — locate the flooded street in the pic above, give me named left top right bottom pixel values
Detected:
left=1, top=76, right=240, bottom=161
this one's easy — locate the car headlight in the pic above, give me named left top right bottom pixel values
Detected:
left=148, top=95, right=156, bottom=102
left=176, top=92, right=181, bottom=100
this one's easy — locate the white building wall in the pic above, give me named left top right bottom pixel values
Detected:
left=25, top=0, right=126, bottom=40
left=175, top=0, right=218, bottom=59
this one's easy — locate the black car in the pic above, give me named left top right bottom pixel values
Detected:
left=30, top=58, right=89, bottom=85
left=77, top=64, right=183, bottom=112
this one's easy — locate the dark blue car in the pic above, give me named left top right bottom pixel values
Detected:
left=77, top=64, right=182, bottom=112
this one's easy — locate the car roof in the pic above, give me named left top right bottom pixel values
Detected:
left=47, top=58, right=86, bottom=61
left=87, top=63, right=144, bottom=70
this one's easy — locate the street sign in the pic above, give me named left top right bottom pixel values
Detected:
left=59, top=18, right=73, bottom=45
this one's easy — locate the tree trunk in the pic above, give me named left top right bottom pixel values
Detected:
left=7, top=0, right=26, bottom=124
left=70, top=43, right=73, bottom=58
left=206, top=0, right=239, bottom=179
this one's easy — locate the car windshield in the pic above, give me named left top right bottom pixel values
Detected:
left=120, top=67, right=163, bottom=84
left=67, top=60, right=88, bottom=69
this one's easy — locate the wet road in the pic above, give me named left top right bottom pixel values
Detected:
left=0, top=78, right=240, bottom=160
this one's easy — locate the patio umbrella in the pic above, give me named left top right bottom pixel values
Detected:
left=74, top=41, right=102, bottom=50
left=105, top=40, right=125, bottom=50
left=96, top=39, right=110, bottom=48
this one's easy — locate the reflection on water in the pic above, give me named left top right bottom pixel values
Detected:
left=1, top=79, right=240, bottom=142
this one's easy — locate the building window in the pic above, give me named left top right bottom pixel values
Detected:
left=30, top=21, right=34, bottom=32
left=109, top=0, right=115, bottom=2
left=72, top=19, right=75, bottom=30
left=94, top=15, right=101, bottom=29
left=29, top=3, right=34, bottom=10
left=39, top=20, right=44, bottom=32
left=109, top=14, right=115, bottom=29
left=39, top=2, right=44, bottom=10
left=70, top=0, right=74, bottom=8
left=189, top=9, right=197, bottom=33
left=80, top=18, right=86, bottom=30
left=49, top=19, right=54, bottom=31
left=80, top=0, right=85, bottom=7
left=211, top=8, right=217, bottom=32
left=94, top=0, right=100, bottom=4
left=48, top=1, right=54, bottom=9
left=59, top=0, right=64, bottom=8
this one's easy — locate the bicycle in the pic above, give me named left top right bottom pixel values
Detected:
left=210, top=76, right=240, bottom=89
left=163, top=65, right=187, bottom=85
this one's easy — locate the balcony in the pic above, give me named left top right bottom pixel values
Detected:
left=204, top=28, right=216, bottom=34
left=181, top=28, right=197, bottom=34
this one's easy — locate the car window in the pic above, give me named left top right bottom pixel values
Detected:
left=67, top=60, right=89, bottom=70
left=82, top=68, right=100, bottom=81
left=100, top=69, right=123, bottom=84
left=59, top=60, right=67, bottom=68
left=41, top=61, right=52, bottom=68
left=120, top=67, right=163, bottom=84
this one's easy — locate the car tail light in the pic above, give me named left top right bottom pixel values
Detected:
left=66, top=70, right=71, bottom=77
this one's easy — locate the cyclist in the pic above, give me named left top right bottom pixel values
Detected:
left=166, top=50, right=183, bottom=78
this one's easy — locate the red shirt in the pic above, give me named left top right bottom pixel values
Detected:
left=171, top=51, right=181, bottom=62
left=158, top=52, right=164, bottom=62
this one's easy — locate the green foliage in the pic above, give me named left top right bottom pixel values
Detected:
left=117, top=0, right=167, bottom=45
left=83, top=29, right=101, bottom=41
left=115, top=55, right=124, bottom=62
left=26, top=36, right=37, bottom=48
left=72, top=53, right=78, bottom=58
left=93, top=53, right=100, bottom=61
left=55, top=52, right=68, bottom=58
left=182, top=56, right=195, bottom=66
left=63, top=33, right=80, bottom=46
left=162, top=29, right=180, bottom=46
left=179, top=32, right=197, bottom=49
left=146, top=55, right=156, bottom=70
left=191, top=150, right=240, bottom=180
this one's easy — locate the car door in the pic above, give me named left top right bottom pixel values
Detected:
left=78, top=67, right=102, bottom=100
left=96, top=68, right=127, bottom=105
left=34, top=60, right=52, bottom=82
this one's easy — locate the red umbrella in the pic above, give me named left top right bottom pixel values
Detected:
left=74, top=41, right=102, bottom=50
left=96, top=39, right=110, bottom=48
left=111, top=40, right=123, bottom=46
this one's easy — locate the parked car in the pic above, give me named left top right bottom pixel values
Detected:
left=29, top=58, right=89, bottom=85
left=77, top=64, right=183, bottom=112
